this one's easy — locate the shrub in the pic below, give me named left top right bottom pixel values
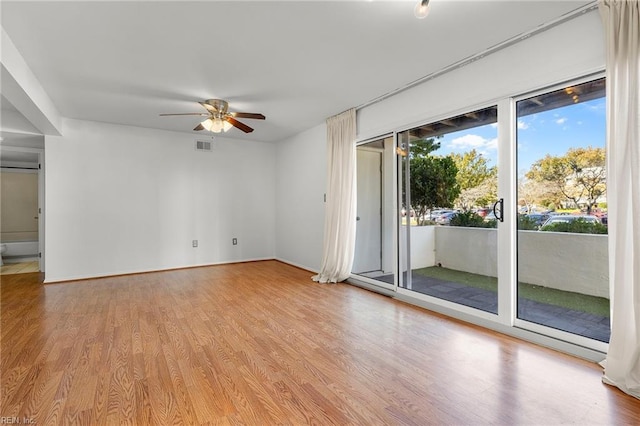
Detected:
left=449, top=211, right=496, bottom=228
left=540, top=218, right=608, bottom=234
left=518, top=215, right=539, bottom=230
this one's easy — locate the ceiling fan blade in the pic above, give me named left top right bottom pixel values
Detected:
left=231, top=112, right=266, bottom=120
left=159, top=112, right=209, bottom=116
left=225, top=116, right=254, bottom=133
left=193, top=123, right=205, bottom=131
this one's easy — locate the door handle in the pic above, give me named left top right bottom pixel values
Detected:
left=492, top=198, right=504, bottom=223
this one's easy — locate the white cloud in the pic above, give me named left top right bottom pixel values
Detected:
left=447, top=134, right=497, bottom=154
left=588, top=102, right=606, bottom=112
left=555, top=117, right=567, bottom=125
left=517, top=120, right=529, bottom=130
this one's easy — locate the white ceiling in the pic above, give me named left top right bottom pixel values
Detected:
left=1, top=0, right=592, bottom=143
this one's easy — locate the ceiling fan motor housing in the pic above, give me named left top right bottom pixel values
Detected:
left=203, top=99, right=228, bottom=113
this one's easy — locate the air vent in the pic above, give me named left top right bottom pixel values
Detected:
left=195, top=140, right=212, bottom=152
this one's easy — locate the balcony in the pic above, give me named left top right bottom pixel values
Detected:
left=392, top=226, right=610, bottom=342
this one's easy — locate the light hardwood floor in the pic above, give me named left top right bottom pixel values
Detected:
left=0, top=261, right=39, bottom=275
left=1, top=260, right=638, bottom=424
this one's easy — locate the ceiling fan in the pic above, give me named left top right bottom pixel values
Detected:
left=160, top=99, right=265, bottom=133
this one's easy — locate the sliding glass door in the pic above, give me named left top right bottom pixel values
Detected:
left=397, top=106, right=500, bottom=314
left=515, top=77, right=609, bottom=344
left=353, top=75, right=608, bottom=352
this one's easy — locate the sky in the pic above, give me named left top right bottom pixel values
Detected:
left=432, top=97, right=607, bottom=177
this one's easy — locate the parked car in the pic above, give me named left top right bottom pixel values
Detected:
left=525, top=213, right=550, bottom=227
left=401, top=208, right=415, bottom=217
left=428, top=209, right=454, bottom=220
left=474, top=208, right=491, bottom=218
left=484, top=211, right=497, bottom=222
left=539, top=215, right=599, bottom=230
left=435, top=211, right=458, bottom=225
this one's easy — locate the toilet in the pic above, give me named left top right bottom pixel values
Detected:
left=0, top=243, right=6, bottom=266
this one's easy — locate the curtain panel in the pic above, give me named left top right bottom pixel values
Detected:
left=312, top=109, right=357, bottom=283
left=599, top=0, right=640, bottom=399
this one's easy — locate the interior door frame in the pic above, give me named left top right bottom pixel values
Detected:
left=353, top=147, right=383, bottom=274
left=0, top=144, right=45, bottom=273
left=349, top=134, right=398, bottom=293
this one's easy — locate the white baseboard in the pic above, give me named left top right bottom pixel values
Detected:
left=274, top=258, right=318, bottom=274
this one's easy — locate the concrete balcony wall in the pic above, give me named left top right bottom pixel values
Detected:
left=434, top=227, right=498, bottom=278
left=408, top=226, right=609, bottom=299
left=516, top=230, right=609, bottom=299
left=399, top=225, right=436, bottom=271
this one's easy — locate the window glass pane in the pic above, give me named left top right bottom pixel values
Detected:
left=398, top=106, right=499, bottom=314
left=516, top=77, right=609, bottom=342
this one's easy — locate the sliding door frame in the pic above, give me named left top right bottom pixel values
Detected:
left=349, top=73, right=609, bottom=360
left=511, top=73, right=609, bottom=354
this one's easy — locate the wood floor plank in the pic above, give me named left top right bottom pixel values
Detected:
left=1, top=262, right=639, bottom=424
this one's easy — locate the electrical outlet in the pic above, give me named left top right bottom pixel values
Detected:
left=192, top=240, right=198, bottom=248
left=232, top=238, right=237, bottom=245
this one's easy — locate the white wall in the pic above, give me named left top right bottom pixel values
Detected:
left=357, top=12, right=604, bottom=140
left=274, top=123, right=326, bottom=272
left=45, top=118, right=276, bottom=282
left=399, top=225, right=436, bottom=271
left=434, top=227, right=498, bottom=277
left=273, top=11, right=604, bottom=276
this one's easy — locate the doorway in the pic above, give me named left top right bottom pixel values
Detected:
left=352, top=136, right=396, bottom=288
left=353, top=148, right=382, bottom=274
left=397, top=105, right=500, bottom=314
left=0, top=145, right=43, bottom=275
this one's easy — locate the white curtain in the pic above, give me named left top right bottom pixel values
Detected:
left=599, top=0, right=640, bottom=399
left=312, top=108, right=357, bottom=283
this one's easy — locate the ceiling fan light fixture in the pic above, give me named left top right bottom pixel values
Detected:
left=414, top=0, right=430, bottom=19
left=210, top=117, right=226, bottom=133
left=200, top=118, right=213, bottom=131
left=200, top=117, right=234, bottom=133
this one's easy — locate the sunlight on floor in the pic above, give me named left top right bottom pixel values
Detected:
left=1, top=261, right=39, bottom=275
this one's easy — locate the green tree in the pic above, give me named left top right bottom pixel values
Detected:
left=406, top=138, right=460, bottom=225
left=526, top=146, right=605, bottom=214
left=409, top=137, right=441, bottom=158
left=518, top=177, right=563, bottom=213
left=451, top=149, right=497, bottom=210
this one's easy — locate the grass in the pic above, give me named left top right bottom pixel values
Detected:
left=413, top=266, right=610, bottom=318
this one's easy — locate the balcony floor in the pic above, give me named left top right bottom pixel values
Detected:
left=377, top=272, right=610, bottom=343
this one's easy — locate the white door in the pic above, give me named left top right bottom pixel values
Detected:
left=353, top=149, right=382, bottom=274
